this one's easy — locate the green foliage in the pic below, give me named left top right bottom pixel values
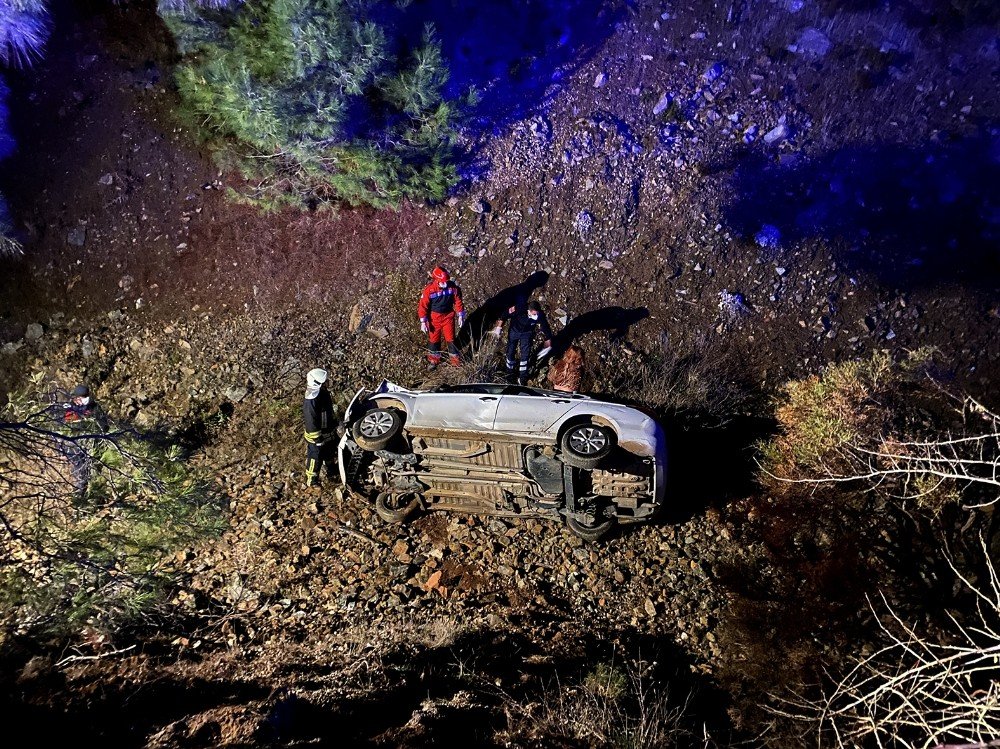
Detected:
left=161, top=0, right=461, bottom=209
left=761, top=352, right=897, bottom=473
left=757, top=348, right=966, bottom=512
left=0, top=379, right=225, bottom=643
left=584, top=661, right=630, bottom=702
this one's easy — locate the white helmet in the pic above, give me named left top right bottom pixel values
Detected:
left=307, top=368, right=328, bottom=387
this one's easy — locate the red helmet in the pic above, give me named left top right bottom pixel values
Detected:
left=432, top=266, right=450, bottom=283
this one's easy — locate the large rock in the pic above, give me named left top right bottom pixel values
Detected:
left=225, top=386, right=249, bottom=403
left=791, top=28, right=831, bottom=59
left=763, top=123, right=789, bottom=145
left=652, top=92, right=673, bottom=116
left=66, top=226, right=87, bottom=247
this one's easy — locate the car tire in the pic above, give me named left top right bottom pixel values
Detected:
left=352, top=408, right=403, bottom=451
left=375, top=491, right=420, bottom=524
left=560, top=423, right=615, bottom=469
left=566, top=513, right=614, bottom=542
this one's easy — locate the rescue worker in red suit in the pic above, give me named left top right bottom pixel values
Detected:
left=418, top=266, right=465, bottom=368
left=57, top=384, right=109, bottom=494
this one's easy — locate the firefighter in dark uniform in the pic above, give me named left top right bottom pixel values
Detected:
left=492, top=299, right=553, bottom=385
left=303, top=368, right=337, bottom=487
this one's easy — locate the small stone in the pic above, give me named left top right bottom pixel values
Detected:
left=644, top=598, right=657, bottom=617
left=776, top=267, right=786, bottom=276
left=886, top=329, right=896, bottom=341
left=98, top=173, right=114, bottom=186
left=367, top=326, right=390, bottom=340
left=24, top=323, right=43, bottom=341
left=448, top=245, right=469, bottom=257
left=594, top=72, right=607, bottom=88
left=598, top=260, right=614, bottom=270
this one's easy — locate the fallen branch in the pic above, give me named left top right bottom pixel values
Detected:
left=56, top=644, right=137, bottom=667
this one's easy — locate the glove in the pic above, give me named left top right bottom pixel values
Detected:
left=420, top=320, right=429, bottom=334
left=457, top=312, right=466, bottom=327
left=491, top=326, right=502, bottom=339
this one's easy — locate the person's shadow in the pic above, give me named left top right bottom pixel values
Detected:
left=458, top=270, right=549, bottom=350
left=550, top=306, right=650, bottom=356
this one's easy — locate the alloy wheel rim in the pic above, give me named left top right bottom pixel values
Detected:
left=570, top=427, right=607, bottom=454
left=361, top=411, right=394, bottom=437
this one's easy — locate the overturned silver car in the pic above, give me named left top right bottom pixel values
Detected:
left=338, top=381, right=667, bottom=541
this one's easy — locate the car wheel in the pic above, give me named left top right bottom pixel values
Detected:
left=566, top=513, right=614, bottom=542
left=352, top=408, right=403, bottom=451
left=375, top=491, right=420, bottom=524
left=560, top=423, right=615, bottom=469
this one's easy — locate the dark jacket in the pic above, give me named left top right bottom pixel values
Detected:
left=303, top=389, right=336, bottom=444
left=502, top=301, right=553, bottom=341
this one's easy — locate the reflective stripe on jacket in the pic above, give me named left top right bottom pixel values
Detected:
left=303, top=389, right=335, bottom=443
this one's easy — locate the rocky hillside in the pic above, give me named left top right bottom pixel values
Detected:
left=1, top=0, right=998, bottom=746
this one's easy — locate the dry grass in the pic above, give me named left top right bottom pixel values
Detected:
left=501, top=660, right=710, bottom=749
left=588, top=335, right=753, bottom=425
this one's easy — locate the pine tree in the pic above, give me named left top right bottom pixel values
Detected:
left=0, top=0, right=49, bottom=67
left=160, top=0, right=462, bottom=209
left=0, top=0, right=50, bottom=256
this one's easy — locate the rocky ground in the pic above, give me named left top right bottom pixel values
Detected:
left=1, top=0, right=999, bottom=746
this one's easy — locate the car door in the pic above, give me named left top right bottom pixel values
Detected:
left=493, top=387, right=579, bottom=436
left=409, top=385, right=502, bottom=431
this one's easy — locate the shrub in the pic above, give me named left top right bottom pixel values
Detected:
left=775, top=539, right=1000, bottom=749
left=0, top=377, right=225, bottom=643
left=502, top=659, right=703, bottom=749
left=758, top=350, right=999, bottom=514
left=160, top=0, right=462, bottom=209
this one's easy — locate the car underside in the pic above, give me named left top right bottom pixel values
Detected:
left=339, top=385, right=665, bottom=541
